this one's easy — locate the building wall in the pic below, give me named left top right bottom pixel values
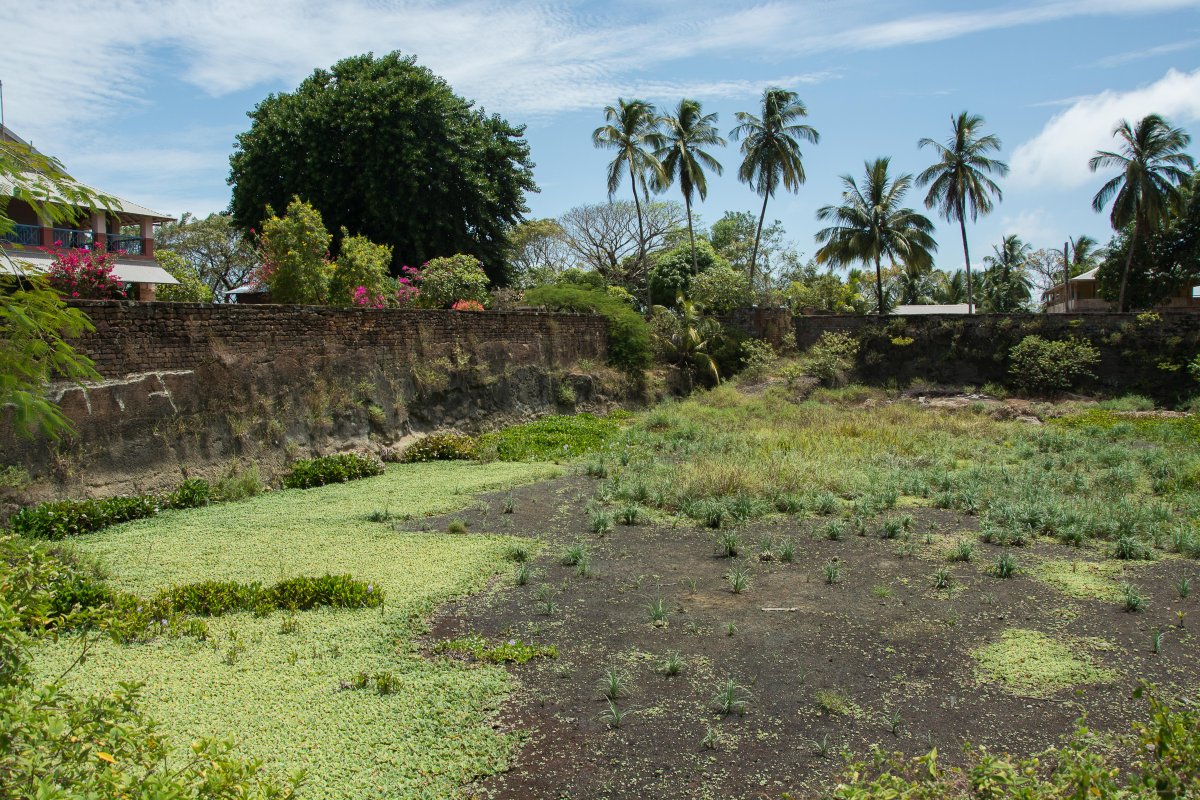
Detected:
left=1, top=302, right=614, bottom=500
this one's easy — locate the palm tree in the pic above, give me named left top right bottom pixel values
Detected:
left=592, top=99, right=665, bottom=293
left=980, top=234, right=1032, bottom=312
left=892, top=261, right=937, bottom=305
left=1089, top=113, right=1194, bottom=311
left=657, top=99, right=726, bottom=275
left=730, top=88, right=819, bottom=290
left=932, top=269, right=968, bottom=304
left=1066, top=234, right=1101, bottom=276
left=815, top=158, right=938, bottom=314
left=917, top=112, right=1008, bottom=314
left=652, top=295, right=720, bottom=391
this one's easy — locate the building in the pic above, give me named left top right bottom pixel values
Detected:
left=1042, top=267, right=1200, bottom=313
left=1, top=124, right=178, bottom=299
left=891, top=303, right=974, bottom=315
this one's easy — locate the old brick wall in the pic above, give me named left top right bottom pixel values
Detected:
left=792, top=312, right=1199, bottom=399
left=1, top=302, right=612, bottom=499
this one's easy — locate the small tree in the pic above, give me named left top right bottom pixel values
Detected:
left=417, top=254, right=490, bottom=308
left=256, top=197, right=333, bottom=305
left=155, top=250, right=215, bottom=303
left=1008, top=335, right=1101, bottom=393
left=331, top=230, right=393, bottom=306
left=691, top=267, right=752, bottom=314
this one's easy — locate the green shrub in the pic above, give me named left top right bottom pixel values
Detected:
left=417, top=253, right=490, bottom=308
left=400, top=433, right=478, bottom=463
left=690, top=267, right=752, bottom=314
left=213, top=464, right=263, bottom=502
left=157, top=574, right=384, bottom=617
left=524, top=284, right=651, bottom=371
left=10, top=495, right=158, bottom=539
left=282, top=452, right=384, bottom=489
left=803, top=331, right=860, bottom=387
left=163, top=478, right=211, bottom=509
left=477, top=413, right=620, bottom=461
left=1008, top=335, right=1101, bottom=393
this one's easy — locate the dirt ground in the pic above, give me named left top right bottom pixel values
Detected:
left=417, top=475, right=1200, bottom=800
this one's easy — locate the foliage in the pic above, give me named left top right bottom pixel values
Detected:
left=816, top=158, right=938, bottom=314
left=973, top=628, right=1115, bottom=696
left=435, top=634, right=557, bottom=664
left=31, top=460, right=559, bottom=798
left=417, top=253, right=490, bottom=308
left=1089, top=113, right=1195, bottom=311
left=730, top=88, right=819, bottom=286
left=401, top=433, right=479, bottom=463
left=652, top=298, right=722, bottom=389
left=451, top=299, right=485, bottom=311
left=154, top=212, right=257, bottom=300
left=477, top=413, right=622, bottom=462
left=44, top=245, right=127, bottom=300
left=1008, top=335, right=1101, bottom=393
left=917, top=111, right=1009, bottom=311
left=154, top=250, right=215, bottom=303
left=330, top=230, right=392, bottom=306
left=803, top=331, right=861, bottom=387
left=831, top=686, right=1199, bottom=799
left=978, top=234, right=1033, bottom=312
left=507, top=218, right=573, bottom=283
left=255, top=197, right=333, bottom=304
left=281, top=452, right=385, bottom=489
left=557, top=200, right=685, bottom=293
left=11, top=495, right=159, bottom=539
left=656, top=98, right=726, bottom=275
left=157, top=573, right=384, bottom=616
left=523, top=284, right=651, bottom=371
left=163, top=478, right=211, bottom=510
left=783, top=272, right=865, bottom=314
left=648, top=238, right=729, bottom=306
left=690, top=266, right=752, bottom=314
left=229, top=51, right=536, bottom=285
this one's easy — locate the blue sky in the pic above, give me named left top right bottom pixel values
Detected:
left=3, top=0, right=1198, bottom=272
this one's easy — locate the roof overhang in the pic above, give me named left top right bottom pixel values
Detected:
left=1, top=251, right=179, bottom=284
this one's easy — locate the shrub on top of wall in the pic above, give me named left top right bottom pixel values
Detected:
left=1008, top=335, right=1101, bottom=393
left=281, top=452, right=385, bottom=489
left=523, top=285, right=651, bottom=372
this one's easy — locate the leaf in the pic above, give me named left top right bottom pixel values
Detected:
left=96, top=751, right=116, bottom=764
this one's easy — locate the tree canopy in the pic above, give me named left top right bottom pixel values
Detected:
left=228, top=51, right=537, bottom=286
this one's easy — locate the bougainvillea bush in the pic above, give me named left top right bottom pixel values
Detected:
left=44, top=244, right=126, bottom=299
left=451, top=299, right=485, bottom=311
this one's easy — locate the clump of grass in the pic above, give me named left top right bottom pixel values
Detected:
left=1121, top=583, right=1147, bottom=613
left=726, top=566, right=751, bottom=594
left=871, top=584, right=892, bottom=599
left=716, top=531, right=740, bottom=558
left=514, top=563, right=532, bottom=586
left=590, top=510, right=614, bottom=536
left=880, top=517, right=904, bottom=540
left=502, top=493, right=515, bottom=514
left=1179, top=576, right=1191, bottom=599
left=599, top=699, right=627, bottom=729
left=660, top=651, right=683, bottom=677
left=779, top=538, right=795, bottom=563
left=646, top=596, right=669, bottom=624
left=560, top=542, right=588, bottom=566
left=1112, top=535, right=1154, bottom=561
left=813, top=492, right=839, bottom=516
left=932, top=567, right=954, bottom=591
left=505, top=543, right=531, bottom=563
left=711, top=679, right=751, bottom=716
left=724, top=622, right=737, bottom=636
left=701, top=726, right=719, bottom=750
left=278, top=615, right=300, bottom=635
left=815, top=688, right=857, bottom=716
left=994, top=551, right=1018, bottom=579
left=446, top=519, right=468, bottom=535
left=823, top=559, right=841, bottom=585
left=822, top=520, right=845, bottom=541
left=950, top=540, right=975, bottom=563
left=617, top=504, right=646, bottom=525
left=599, top=667, right=630, bottom=701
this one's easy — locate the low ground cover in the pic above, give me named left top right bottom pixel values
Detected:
left=29, top=460, right=560, bottom=799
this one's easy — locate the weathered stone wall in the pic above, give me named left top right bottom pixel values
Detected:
left=1, top=302, right=615, bottom=500
left=793, top=312, right=1199, bottom=400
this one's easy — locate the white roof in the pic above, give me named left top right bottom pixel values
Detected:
left=892, top=303, right=974, bottom=315
left=0, top=250, right=179, bottom=284
left=0, top=171, right=174, bottom=221
left=1070, top=267, right=1099, bottom=282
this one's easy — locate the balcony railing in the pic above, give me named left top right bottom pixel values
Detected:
left=107, top=234, right=144, bottom=255
left=52, top=228, right=94, bottom=249
left=1, top=223, right=41, bottom=246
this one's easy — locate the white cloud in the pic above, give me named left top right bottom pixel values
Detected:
left=1090, top=38, right=1200, bottom=68
left=1010, top=68, right=1200, bottom=189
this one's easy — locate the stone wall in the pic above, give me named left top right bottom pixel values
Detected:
left=1, top=302, right=616, bottom=500
left=793, top=312, right=1199, bottom=400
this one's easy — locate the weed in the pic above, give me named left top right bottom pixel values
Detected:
left=950, top=540, right=975, bottom=563
left=514, top=563, right=532, bottom=586
left=716, top=531, right=741, bottom=558
left=932, top=567, right=954, bottom=591
left=1177, top=576, right=1190, bottom=599
left=724, top=622, right=737, bottom=636
left=646, top=596, right=669, bottom=624
left=726, top=566, right=751, bottom=594
left=880, top=518, right=904, bottom=540
left=813, top=492, right=839, bottom=516
left=599, top=700, right=626, bottom=729
left=575, top=553, right=595, bottom=578
left=279, top=615, right=300, bottom=635
left=822, top=520, right=845, bottom=541
left=887, top=711, right=902, bottom=737
left=1122, top=583, right=1147, bottom=613
left=661, top=651, right=683, bottom=677
left=366, top=507, right=392, bottom=523
left=871, top=585, right=892, bottom=599
left=812, top=734, right=832, bottom=758
left=505, top=543, right=531, bottom=563
left=702, top=726, right=719, bottom=750
left=995, top=551, right=1018, bottom=579
left=779, top=538, right=796, bottom=563
left=599, top=668, right=630, bottom=701
left=824, top=559, right=842, bottom=585
left=712, top=679, right=751, bottom=716
left=560, top=543, right=588, bottom=566
left=539, top=598, right=558, bottom=616
left=502, top=493, right=515, bottom=514
left=617, top=504, right=646, bottom=525
left=1153, top=628, right=1162, bottom=654
left=685, top=577, right=698, bottom=593
left=446, top=519, right=468, bottom=535
left=374, top=671, right=400, bottom=695
left=590, top=509, right=614, bottom=536
left=1113, top=535, right=1154, bottom=561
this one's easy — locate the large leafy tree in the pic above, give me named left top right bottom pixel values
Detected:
left=730, top=88, right=819, bottom=290
left=1090, top=113, right=1194, bottom=311
left=155, top=212, right=256, bottom=300
left=656, top=99, right=726, bottom=276
left=592, top=99, right=665, bottom=297
left=979, top=234, right=1033, bottom=312
left=815, top=158, right=938, bottom=314
left=228, top=51, right=536, bottom=286
left=917, top=112, right=1008, bottom=314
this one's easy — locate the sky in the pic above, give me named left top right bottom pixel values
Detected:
left=2, top=0, right=1199, bottom=272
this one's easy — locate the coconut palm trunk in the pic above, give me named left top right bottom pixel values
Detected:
left=1119, top=222, right=1140, bottom=313
left=957, top=198, right=974, bottom=314
left=750, top=173, right=771, bottom=292
left=628, top=159, right=649, bottom=305
left=874, top=253, right=885, bottom=315
left=685, top=196, right=698, bottom=275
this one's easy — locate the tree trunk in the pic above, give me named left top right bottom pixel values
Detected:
left=1118, top=223, right=1139, bottom=313
left=874, top=254, right=885, bottom=315
left=750, top=177, right=770, bottom=294
left=685, top=193, right=697, bottom=277
left=629, top=159, right=649, bottom=308
left=1063, top=240, right=1071, bottom=313
left=958, top=201, right=973, bottom=314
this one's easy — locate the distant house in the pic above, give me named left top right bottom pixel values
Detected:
left=1042, top=267, right=1200, bottom=313
left=0, top=124, right=178, bottom=300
